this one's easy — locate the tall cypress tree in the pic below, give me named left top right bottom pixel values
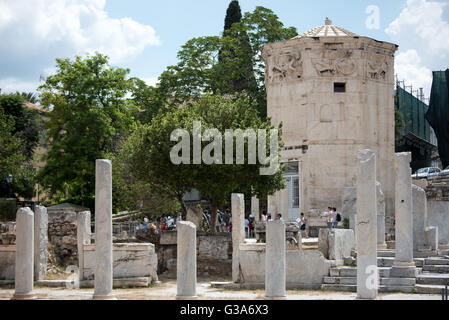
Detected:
left=217, top=1, right=258, bottom=99
left=224, top=0, right=242, bottom=33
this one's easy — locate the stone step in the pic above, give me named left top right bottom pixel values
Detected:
left=377, top=250, right=395, bottom=257
left=329, top=267, right=390, bottom=278
left=323, top=277, right=415, bottom=286
left=415, top=284, right=448, bottom=295
left=377, top=257, right=395, bottom=267
left=321, top=284, right=356, bottom=292
left=424, top=258, right=449, bottom=265
left=422, top=265, right=449, bottom=273
left=321, top=284, right=415, bottom=293
left=414, top=251, right=440, bottom=258
left=416, top=274, right=449, bottom=285
left=323, top=276, right=356, bottom=285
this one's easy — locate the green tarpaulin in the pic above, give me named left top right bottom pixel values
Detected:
left=426, top=69, right=449, bottom=168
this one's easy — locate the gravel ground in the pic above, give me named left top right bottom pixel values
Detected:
left=0, top=280, right=442, bottom=300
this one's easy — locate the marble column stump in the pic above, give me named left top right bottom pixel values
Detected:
left=376, top=182, right=387, bottom=249
left=93, top=159, right=116, bottom=300
left=34, top=205, right=48, bottom=281
left=77, top=211, right=91, bottom=281
left=232, top=193, right=245, bottom=283
left=13, top=207, right=36, bottom=300
left=391, top=152, right=417, bottom=278
left=265, top=220, right=286, bottom=299
left=176, top=221, right=197, bottom=299
left=356, top=149, right=378, bottom=300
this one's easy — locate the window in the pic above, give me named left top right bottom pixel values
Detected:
left=334, top=82, right=346, bottom=93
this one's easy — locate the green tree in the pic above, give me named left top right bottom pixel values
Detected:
left=154, top=6, right=297, bottom=118
left=224, top=0, right=242, bottom=32
left=125, top=94, right=285, bottom=233
left=0, top=94, right=42, bottom=160
left=37, top=53, right=138, bottom=208
left=15, top=91, right=39, bottom=104
left=0, top=108, right=36, bottom=199
left=110, top=140, right=180, bottom=216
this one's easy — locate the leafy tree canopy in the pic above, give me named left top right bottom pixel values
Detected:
left=37, top=53, right=139, bottom=208
left=125, top=94, right=285, bottom=232
left=0, top=94, right=42, bottom=160
left=0, top=108, right=36, bottom=199
left=150, top=6, right=297, bottom=120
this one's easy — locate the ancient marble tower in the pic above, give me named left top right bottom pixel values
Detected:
left=263, top=19, right=398, bottom=225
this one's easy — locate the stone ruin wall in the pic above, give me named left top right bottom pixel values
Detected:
left=135, top=229, right=232, bottom=278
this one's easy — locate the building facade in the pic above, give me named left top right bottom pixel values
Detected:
left=263, top=19, right=398, bottom=228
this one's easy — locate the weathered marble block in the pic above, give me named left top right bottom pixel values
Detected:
left=176, top=221, right=197, bottom=299
left=93, top=159, right=114, bottom=300
left=82, top=243, right=158, bottom=283
left=232, top=193, right=245, bottom=283
left=265, top=220, right=286, bottom=298
left=14, top=207, right=35, bottom=299
left=34, top=206, right=48, bottom=281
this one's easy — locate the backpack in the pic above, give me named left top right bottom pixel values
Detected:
left=336, top=213, right=342, bottom=222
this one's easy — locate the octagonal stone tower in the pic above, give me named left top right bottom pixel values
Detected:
left=262, top=19, right=398, bottom=228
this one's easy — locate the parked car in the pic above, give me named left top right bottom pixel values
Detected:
left=440, top=166, right=449, bottom=176
left=411, top=167, right=441, bottom=179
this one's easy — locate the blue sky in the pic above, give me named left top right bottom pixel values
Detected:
left=0, top=0, right=448, bottom=97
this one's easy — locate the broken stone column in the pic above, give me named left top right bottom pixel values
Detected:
left=342, top=187, right=356, bottom=230
left=77, top=211, right=91, bottom=281
left=93, top=159, right=115, bottom=300
left=232, top=193, right=245, bottom=283
left=34, top=205, right=48, bottom=281
left=265, top=220, right=286, bottom=299
left=176, top=221, right=197, bottom=299
left=356, top=149, right=378, bottom=300
left=251, top=196, right=260, bottom=222
left=391, top=152, right=417, bottom=278
left=376, top=182, right=387, bottom=249
left=13, top=207, right=35, bottom=300
left=412, top=184, right=427, bottom=251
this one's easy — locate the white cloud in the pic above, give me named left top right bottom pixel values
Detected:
left=0, top=0, right=160, bottom=93
left=385, top=0, right=449, bottom=99
left=0, top=78, right=41, bottom=94
left=142, top=77, right=159, bottom=88
left=395, top=50, right=433, bottom=97
left=386, top=0, right=449, bottom=57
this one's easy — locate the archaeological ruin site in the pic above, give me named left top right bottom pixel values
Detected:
left=1, top=14, right=449, bottom=304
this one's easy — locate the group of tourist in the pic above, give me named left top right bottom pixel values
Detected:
left=321, top=206, right=341, bottom=229
left=136, top=213, right=183, bottom=232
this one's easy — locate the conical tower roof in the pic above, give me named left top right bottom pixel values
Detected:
left=293, top=18, right=359, bottom=39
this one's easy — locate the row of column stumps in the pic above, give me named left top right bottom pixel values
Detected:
left=11, top=153, right=417, bottom=300
left=355, top=150, right=417, bottom=299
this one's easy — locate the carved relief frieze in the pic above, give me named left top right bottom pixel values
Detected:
left=265, top=50, right=303, bottom=83
left=312, top=49, right=357, bottom=77
left=366, top=54, right=389, bottom=80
